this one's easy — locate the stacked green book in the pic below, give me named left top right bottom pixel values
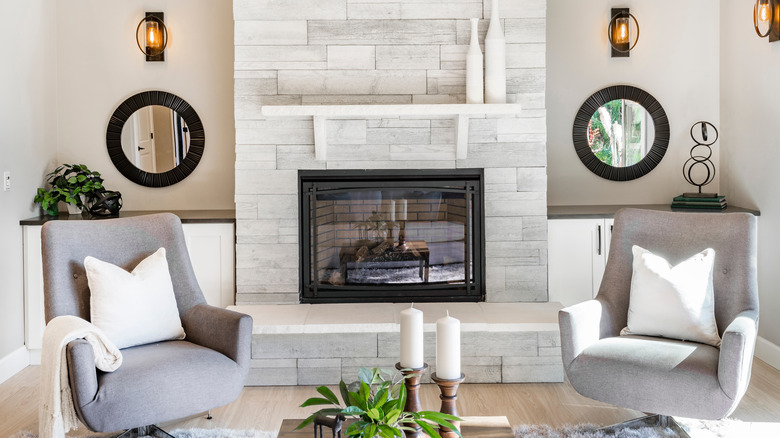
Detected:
left=671, top=195, right=727, bottom=210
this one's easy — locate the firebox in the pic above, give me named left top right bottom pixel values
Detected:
left=299, top=169, right=485, bottom=303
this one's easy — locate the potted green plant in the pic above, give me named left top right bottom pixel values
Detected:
left=296, top=367, right=461, bottom=438
left=33, top=164, right=105, bottom=216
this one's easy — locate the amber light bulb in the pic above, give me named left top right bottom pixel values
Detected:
left=146, top=20, right=162, bottom=51
left=614, top=16, right=630, bottom=45
left=759, top=0, right=771, bottom=25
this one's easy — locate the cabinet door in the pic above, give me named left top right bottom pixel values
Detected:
left=23, top=226, right=44, bottom=352
left=182, top=223, right=236, bottom=308
left=548, top=219, right=604, bottom=307
left=591, top=219, right=615, bottom=296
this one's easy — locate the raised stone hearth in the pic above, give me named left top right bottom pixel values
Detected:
left=233, top=302, right=563, bottom=385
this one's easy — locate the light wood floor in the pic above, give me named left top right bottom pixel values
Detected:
left=3, top=359, right=780, bottom=436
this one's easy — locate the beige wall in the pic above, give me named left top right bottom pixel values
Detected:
left=56, top=0, right=235, bottom=210
left=547, top=0, right=720, bottom=205
left=0, top=0, right=58, bottom=359
left=720, top=0, right=780, bottom=346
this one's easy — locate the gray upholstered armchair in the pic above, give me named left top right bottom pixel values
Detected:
left=559, top=208, right=758, bottom=433
left=41, top=213, right=252, bottom=437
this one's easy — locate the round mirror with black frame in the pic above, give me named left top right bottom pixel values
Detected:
left=106, top=90, right=204, bottom=187
left=572, top=85, right=670, bottom=181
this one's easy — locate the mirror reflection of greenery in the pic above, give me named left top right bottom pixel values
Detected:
left=587, top=99, right=646, bottom=167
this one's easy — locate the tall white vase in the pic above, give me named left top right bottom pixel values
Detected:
left=466, top=18, right=484, bottom=104
left=484, top=0, right=506, bottom=104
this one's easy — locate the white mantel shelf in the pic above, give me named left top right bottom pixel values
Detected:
left=260, top=103, right=523, bottom=161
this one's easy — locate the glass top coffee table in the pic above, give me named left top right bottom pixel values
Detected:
left=277, top=416, right=513, bottom=437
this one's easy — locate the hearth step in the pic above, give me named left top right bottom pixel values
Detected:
left=228, top=302, right=564, bottom=386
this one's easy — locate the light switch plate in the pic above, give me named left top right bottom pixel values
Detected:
left=3, top=171, right=10, bottom=191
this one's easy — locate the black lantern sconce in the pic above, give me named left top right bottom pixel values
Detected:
left=754, top=0, right=779, bottom=42
left=608, top=8, right=639, bottom=57
left=136, top=12, right=168, bottom=61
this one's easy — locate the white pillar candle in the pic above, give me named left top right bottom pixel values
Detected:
left=401, top=199, right=408, bottom=221
left=389, top=200, right=396, bottom=222
left=400, top=304, right=424, bottom=369
left=436, top=311, right=461, bottom=379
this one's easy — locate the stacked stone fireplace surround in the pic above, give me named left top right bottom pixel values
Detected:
left=232, top=0, right=556, bottom=385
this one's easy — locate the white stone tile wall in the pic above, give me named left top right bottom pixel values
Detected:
left=234, top=0, right=548, bottom=304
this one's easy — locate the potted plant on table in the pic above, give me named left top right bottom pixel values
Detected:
left=297, top=367, right=461, bottom=438
left=33, top=164, right=106, bottom=216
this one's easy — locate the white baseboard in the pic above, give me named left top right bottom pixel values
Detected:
left=29, top=349, right=41, bottom=365
left=0, top=346, right=30, bottom=384
left=755, top=336, right=780, bottom=371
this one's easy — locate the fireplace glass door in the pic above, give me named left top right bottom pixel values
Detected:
left=299, top=170, right=484, bottom=303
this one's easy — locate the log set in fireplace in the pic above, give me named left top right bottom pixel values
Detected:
left=299, top=169, right=485, bottom=303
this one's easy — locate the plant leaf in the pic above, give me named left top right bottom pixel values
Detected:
left=300, top=397, right=335, bottom=408
left=358, top=367, right=372, bottom=385
left=397, top=379, right=407, bottom=413
left=346, top=421, right=369, bottom=436
left=339, top=380, right=350, bottom=406
left=417, top=412, right=463, bottom=438
left=373, top=388, right=389, bottom=410
left=377, top=425, right=397, bottom=438
left=317, top=386, right=340, bottom=405
left=417, top=420, right=440, bottom=438
left=367, top=408, right=381, bottom=421
left=386, top=408, right=401, bottom=425
left=294, top=414, right=316, bottom=431
left=341, top=406, right=365, bottom=416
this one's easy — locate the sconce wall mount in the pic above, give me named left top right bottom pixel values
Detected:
left=136, top=12, right=168, bottom=61
left=608, top=8, right=639, bottom=57
left=754, top=0, right=780, bottom=42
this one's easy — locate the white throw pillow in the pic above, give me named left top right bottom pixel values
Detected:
left=621, top=245, right=721, bottom=347
left=86, top=247, right=185, bottom=349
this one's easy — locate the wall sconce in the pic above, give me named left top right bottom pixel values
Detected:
left=136, top=12, right=168, bottom=62
left=754, top=0, right=779, bottom=42
left=608, top=8, right=639, bottom=57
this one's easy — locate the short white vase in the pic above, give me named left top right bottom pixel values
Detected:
left=466, top=18, right=484, bottom=104
left=65, top=195, right=85, bottom=215
left=484, top=0, right=507, bottom=104
left=66, top=203, right=83, bottom=215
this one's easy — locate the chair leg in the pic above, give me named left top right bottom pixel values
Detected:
left=599, top=414, right=691, bottom=437
left=206, top=409, right=213, bottom=420
left=115, top=424, right=175, bottom=438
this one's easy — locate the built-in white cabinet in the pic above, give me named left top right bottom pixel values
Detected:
left=22, top=222, right=235, bottom=362
left=548, top=218, right=614, bottom=307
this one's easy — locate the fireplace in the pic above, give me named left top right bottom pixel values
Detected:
left=299, top=169, right=485, bottom=303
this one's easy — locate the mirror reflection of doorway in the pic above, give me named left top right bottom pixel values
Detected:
left=120, top=105, right=190, bottom=174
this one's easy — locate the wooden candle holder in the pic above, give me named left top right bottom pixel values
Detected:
left=396, top=362, right=428, bottom=438
left=431, top=372, right=466, bottom=438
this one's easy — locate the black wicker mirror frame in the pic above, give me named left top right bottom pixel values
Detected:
left=572, top=85, right=670, bottom=181
left=106, top=90, right=205, bottom=187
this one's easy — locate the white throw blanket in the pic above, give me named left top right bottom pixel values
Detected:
left=39, top=315, right=123, bottom=438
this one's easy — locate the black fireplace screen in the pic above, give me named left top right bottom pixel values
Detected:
left=299, top=169, right=485, bottom=303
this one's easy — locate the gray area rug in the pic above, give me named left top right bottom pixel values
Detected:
left=10, top=429, right=275, bottom=438
left=515, top=418, right=780, bottom=438
left=13, top=419, right=780, bottom=437
left=514, top=424, right=678, bottom=438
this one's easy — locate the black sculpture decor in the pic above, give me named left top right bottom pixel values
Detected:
left=683, top=121, right=718, bottom=197
left=88, top=190, right=123, bottom=216
left=313, top=414, right=346, bottom=438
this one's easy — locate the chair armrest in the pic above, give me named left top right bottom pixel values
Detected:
left=182, top=304, right=253, bottom=367
left=65, top=339, right=99, bottom=409
left=718, top=311, right=759, bottom=400
left=559, top=299, right=608, bottom=368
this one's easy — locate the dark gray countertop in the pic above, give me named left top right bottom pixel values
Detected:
left=548, top=204, right=760, bottom=219
left=20, top=209, right=236, bottom=226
